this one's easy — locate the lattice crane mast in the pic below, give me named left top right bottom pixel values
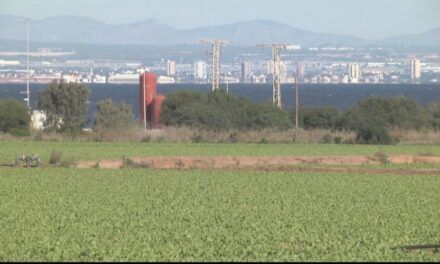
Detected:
left=199, top=40, right=231, bottom=91
left=257, top=44, right=293, bottom=109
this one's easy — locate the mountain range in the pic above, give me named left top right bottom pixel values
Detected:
left=0, top=15, right=439, bottom=47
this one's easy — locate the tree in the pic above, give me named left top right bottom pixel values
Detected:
left=161, top=90, right=292, bottom=131
left=0, top=99, right=30, bottom=136
left=94, top=99, right=135, bottom=130
left=38, top=81, right=90, bottom=133
left=341, top=97, right=393, bottom=144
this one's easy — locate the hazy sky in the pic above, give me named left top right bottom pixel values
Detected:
left=1, top=0, right=439, bottom=39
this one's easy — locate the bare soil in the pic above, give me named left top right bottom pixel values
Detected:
left=74, top=155, right=440, bottom=175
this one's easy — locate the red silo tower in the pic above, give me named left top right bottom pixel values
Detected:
left=139, top=72, right=157, bottom=125
left=151, top=95, right=166, bottom=129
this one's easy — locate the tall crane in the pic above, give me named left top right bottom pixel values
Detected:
left=257, top=44, right=292, bottom=109
left=199, top=40, right=231, bottom=91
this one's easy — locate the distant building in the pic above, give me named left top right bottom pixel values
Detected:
left=410, top=58, right=421, bottom=82
left=167, top=60, right=176, bottom=76
left=31, top=110, right=46, bottom=130
left=241, top=62, right=251, bottom=83
left=157, top=75, right=175, bottom=84
left=194, top=61, right=207, bottom=81
left=107, top=73, right=139, bottom=84
left=267, top=60, right=274, bottom=75
left=297, top=64, right=305, bottom=79
left=280, top=62, right=287, bottom=82
left=348, top=63, right=360, bottom=83
left=93, top=74, right=107, bottom=83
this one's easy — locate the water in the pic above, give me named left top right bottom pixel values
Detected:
left=1, top=83, right=439, bottom=122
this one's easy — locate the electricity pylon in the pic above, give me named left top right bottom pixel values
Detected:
left=257, top=44, right=291, bottom=109
left=200, top=40, right=231, bottom=91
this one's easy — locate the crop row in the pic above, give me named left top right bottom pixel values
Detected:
left=0, top=168, right=439, bottom=261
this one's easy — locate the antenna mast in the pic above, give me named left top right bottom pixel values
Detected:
left=200, top=40, right=231, bottom=91
left=25, top=18, right=30, bottom=112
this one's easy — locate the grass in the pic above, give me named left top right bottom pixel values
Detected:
left=1, top=141, right=440, bottom=164
left=0, top=168, right=439, bottom=261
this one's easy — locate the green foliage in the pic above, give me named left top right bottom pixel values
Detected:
left=427, top=102, right=440, bottom=130
left=161, top=90, right=292, bottom=131
left=0, top=168, right=439, bottom=261
left=37, top=81, right=90, bottom=133
left=0, top=99, right=30, bottom=136
left=340, top=96, right=431, bottom=144
left=94, top=99, right=135, bottom=130
left=293, top=107, right=342, bottom=130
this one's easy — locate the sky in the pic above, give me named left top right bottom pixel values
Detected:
left=1, top=0, right=439, bottom=39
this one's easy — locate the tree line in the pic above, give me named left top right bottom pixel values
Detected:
left=1, top=81, right=440, bottom=144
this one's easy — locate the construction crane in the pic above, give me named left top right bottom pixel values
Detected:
left=199, top=40, right=231, bottom=91
left=257, top=44, right=293, bottom=109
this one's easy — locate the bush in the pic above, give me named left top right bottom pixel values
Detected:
left=340, top=96, right=428, bottom=145
left=161, top=90, right=292, bottom=131
left=0, top=99, right=30, bottom=136
left=49, top=149, right=62, bottom=165
left=94, top=99, right=135, bottom=130
left=293, top=107, right=341, bottom=130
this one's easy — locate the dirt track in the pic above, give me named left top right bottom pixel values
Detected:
left=74, top=155, right=440, bottom=175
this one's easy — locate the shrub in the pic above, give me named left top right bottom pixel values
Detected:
left=0, top=99, right=30, bottom=136
left=49, top=149, right=62, bottom=165
left=94, top=99, right=135, bottom=130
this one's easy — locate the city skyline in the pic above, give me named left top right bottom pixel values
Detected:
left=1, top=0, right=439, bottom=39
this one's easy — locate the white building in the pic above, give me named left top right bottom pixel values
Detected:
left=167, top=60, right=176, bottom=76
left=157, top=75, right=175, bottom=84
left=194, top=61, right=207, bottom=81
left=348, top=63, right=360, bottom=83
left=241, top=62, right=251, bottom=83
left=107, top=73, right=139, bottom=84
left=410, top=58, right=421, bottom=82
left=93, top=74, right=107, bottom=83
left=31, top=110, right=46, bottom=130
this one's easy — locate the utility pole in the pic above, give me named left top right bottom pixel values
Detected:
left=200, top=40, right=231, bottom=92
left=294, top=70, right=300, bottom=142
left=257, top=44, right=291, bottom=109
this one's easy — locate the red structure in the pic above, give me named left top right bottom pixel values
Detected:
left=151, top=95, right=166, bottom=129
left=139, top=72, right=165, bottom=129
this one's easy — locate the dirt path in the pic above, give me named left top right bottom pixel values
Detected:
left=74, top=155, right=440, bottom=175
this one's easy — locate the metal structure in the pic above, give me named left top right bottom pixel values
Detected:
left=257, top=44, right=291, bottom=109
left=15, top=154, right=41, bottom=168
left=199, top=40, right=231, bottom=91
left=294, top=70, right=300, bottom=142
left=19, top=18, right=31, bottom=113
left=139, top=72, right=157, bottom=131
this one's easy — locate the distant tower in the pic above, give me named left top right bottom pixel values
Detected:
left=199, top=40, right=231, bottom=91
left=257, top=44, right=291, bottom=109
left=167, top=60, right=176, bottom=76
left=241, top=62, right=251, bottom=83
left=410, top=58, right=421, bottom=82
left=348, top=63, right=360, bottom=83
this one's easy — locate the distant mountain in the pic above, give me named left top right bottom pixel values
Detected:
left=0, top=15, right=439, bottom=47
left=378, top=28, right=440, bottom=47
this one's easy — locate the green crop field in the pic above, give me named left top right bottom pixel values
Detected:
left=0, top=168, right=439, bottom=261
left=1, top=141, right=440, bottom=164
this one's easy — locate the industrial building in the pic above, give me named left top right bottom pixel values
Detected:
left=139, top=72, right=165, bottom=129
